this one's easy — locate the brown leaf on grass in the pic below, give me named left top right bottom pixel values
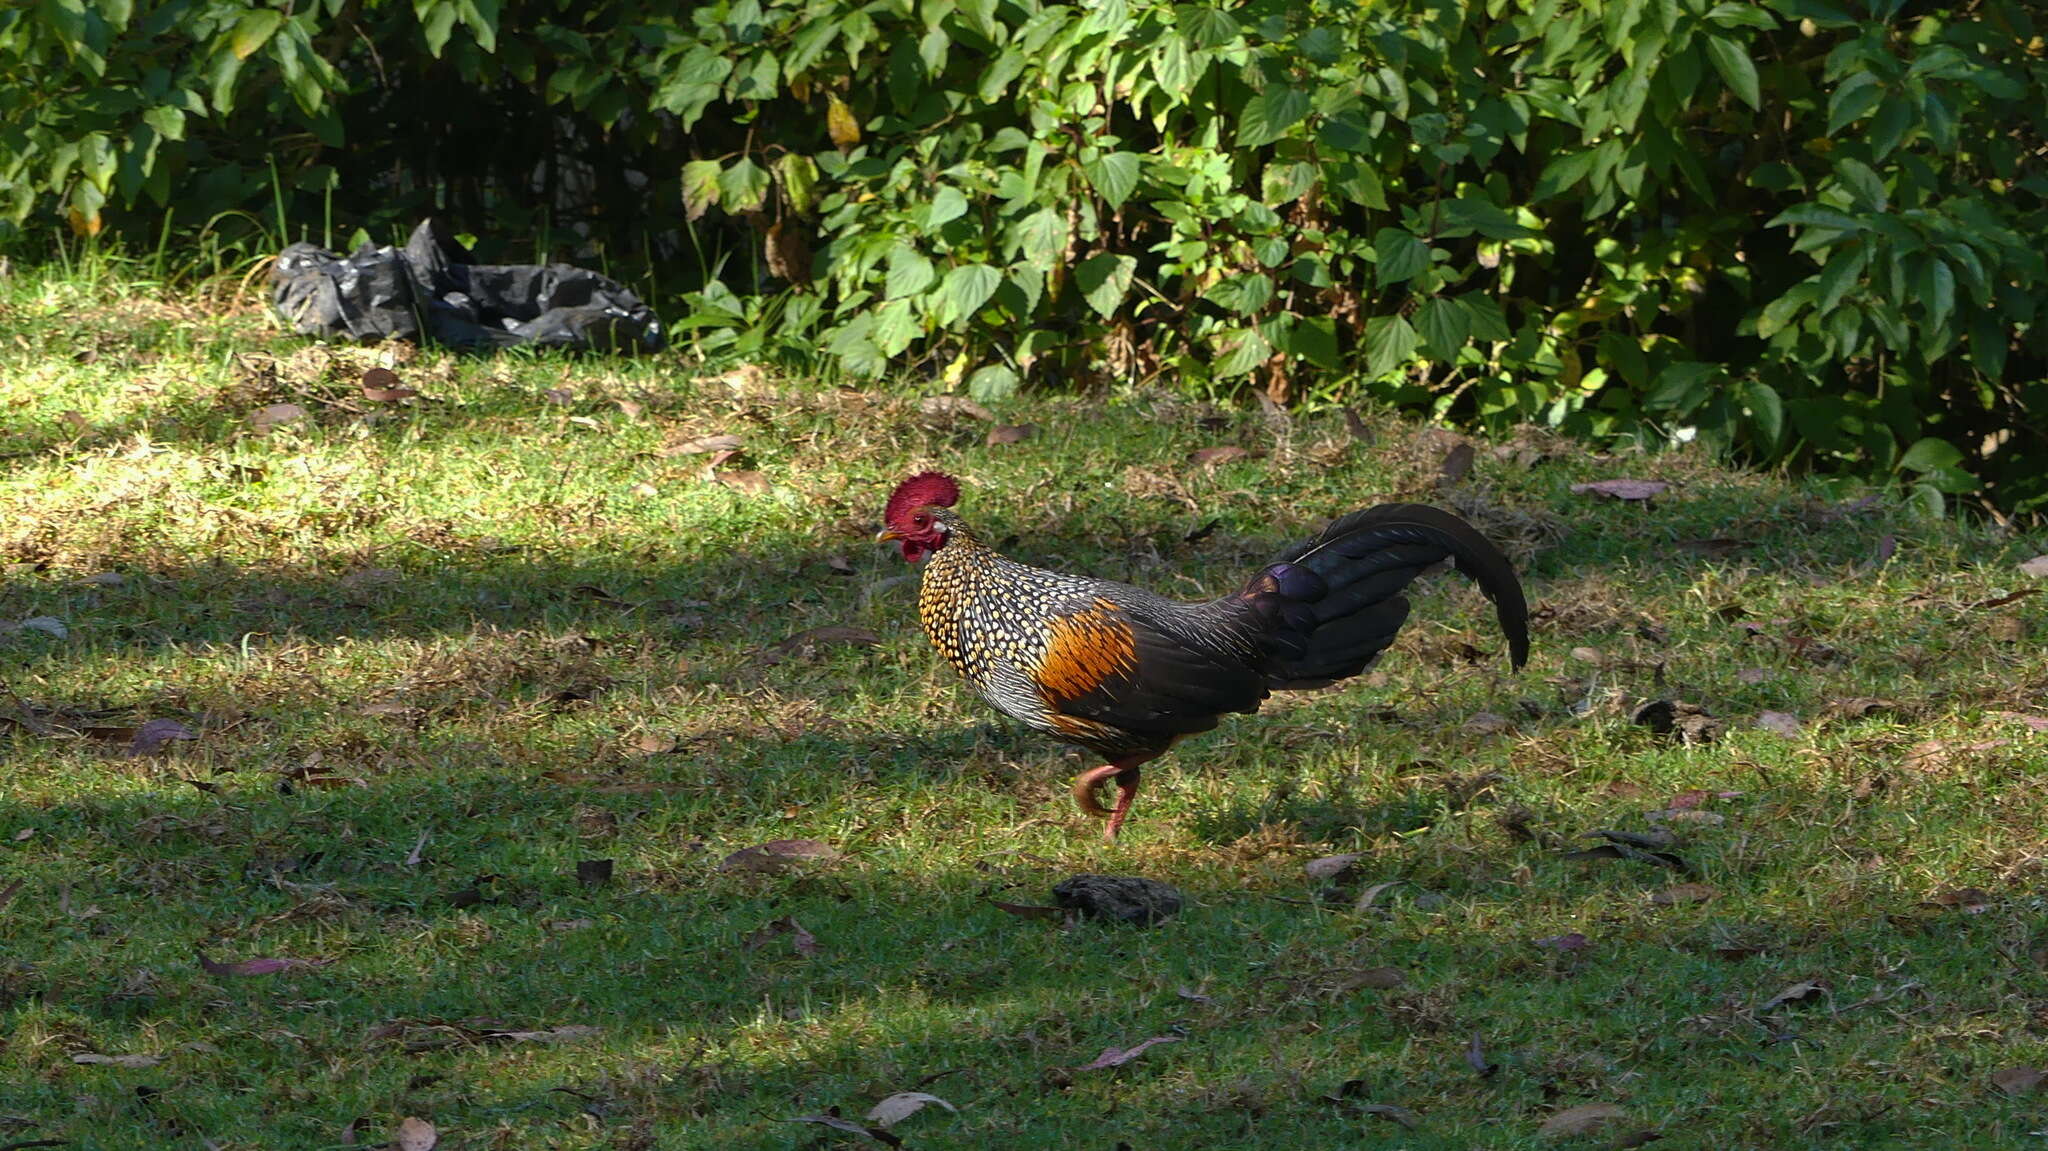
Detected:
left=1902, top=738, right=2009, bottom=771
left=1303, top=853, right=1364, bottom=882
left=1651, top=883, right=1718, bottom=906
left=490, top=1025, right=603, bottom=1044
left=1189, top=445, right=1248, bottom=468
left=1925, top=887, right=1994, bottom=914
left=575, top=859, right=613, bottom=887
left=788, top=1114, right=900, bottom=1146
left=660, top=432, right=744, bottom=457
left=1343, top=408, right=1374, bottom=443
left=196, top=950, right=334, bottom=976
left=865, top=1092, right=958, bottom=1127
left=826, top=554, right=856, bottom=576
left=986, top=423, right=1036, bottom=446
left=542, top=387, right=575, bottom=404
left=629, top=731, right=678, bottom=755
left=711, top=468, right=770, bottom=495
left=250, top=402, right=308, bottom=432
left=1076, top=1034, right=1182, bottom=1070
left=1755, top=711, right=1803, bottom=737
left=919, top=396, right=993, bottom=421
left=1466, top=1032, right=1498, bottom=1077
left=1678, top=538, right=1752, bottom=557
left=1570, top=479, right=1668, bottom=501
left=1992, top=1067, right=2046, bottom=1096
left=1352, top=881, right=1406, bottom=913
left=2018, top=555, right=2048, bottom=579
left=395, top=1116, right=438, bottom=1151
left=1539, top=1103, right=1627, bottom=1137
left=764, top=625, right=883, bottom=666
left=360, top=368, right=418, bottom=402
left=1760, top=981, right=1827, bottom=1011
left=743, top=916, right=821, bottom=957
left=718, top=839, right=843, bottom=874
left=1969, top=588, right=2040, bottom=610
left=129, top=718, right=197, bottom=756
left=1463, top=710, right=1510, bottom=735
left=1737, top=667, right=1772, bottom=685
left=1989, top=711, right=2048, bottom=734
left=72, top=1052, right=164, bottom=1067
left=1437, top=442, right=1476, bottom=487
left=1334, top=966, right=1406, bottom=992
left=986, top=899, right=1065, bottom=922
left=1535, top=932, right=1590, bottom=951
left=0, top=877, right=23, bottom=910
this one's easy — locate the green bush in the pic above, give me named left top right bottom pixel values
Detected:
left=3, top=0, right=2044, bottom=511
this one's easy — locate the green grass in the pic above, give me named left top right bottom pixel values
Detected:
left=3, top=261, right=2048, bottom=1150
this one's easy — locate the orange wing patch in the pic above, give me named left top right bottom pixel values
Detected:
left=1034, top=598, right=1139, bottom=705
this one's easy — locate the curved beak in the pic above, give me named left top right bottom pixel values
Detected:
left=875, top=527, right=905, bottom=543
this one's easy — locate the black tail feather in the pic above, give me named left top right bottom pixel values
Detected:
left=1250, top=503, right=1530, bottom=688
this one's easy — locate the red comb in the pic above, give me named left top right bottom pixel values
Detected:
left=885, top=471, right=961, bottom=527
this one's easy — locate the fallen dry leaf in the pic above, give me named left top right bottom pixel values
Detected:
left=1463, top=710, right=1510, bottom=735
left=718, top=839, right=843, bottom=874
left=1992, top=1067, right=2046, bottom=1096
left=2018, top=555, right=2048, bottom=579
left=919, top=395, right=993, bottom=420
left=1760, top=980, right=1827, bottom=1012
left=1076, top=1034, right=1182, bottom=1071
left=1755, top=711, right=1802, bottom=737
left=711, top=469, right=770, bottom=495
left=1926, top=887, right=1994, bottom=914
left=661, top=432, right=744, bottom=456
left=196, top=951, right=334, bottom=976
left=1304, top=853, right=1364, bottom=882
left=865, top=1091, right=958, bottom=1127
left=1989, top=711, right=2048, bottom=734
left=1539, top=1102, right=1627, bottom=1137
left=1189, top=445, right=1248, bottom=468
left=0, top=877, right=22, bottom=910
left=1357, top=1102, right=1423, bottom=1129
left=1651, top=883, right=1718, bottom=906
left=396, top=1116, right=438, bottom=1151
left=1902, top=738, right=2009, bottom=771
left=1466, top=1032, right=1497, bottom=1077
left=1969, top=588, right=2040, bottom=610
left=986, top=423, right=1036, bottom=446
left=1352, top=880, right=1406, bottom=912
left=743, top=915, right=821, bottom=957
left=129, top=718, right=197, bottom=756
left=1570, top=479, right=1668, bottom=501
left=543, top=387, right=575, bottom=404
left=1737, top=668, right=1772, bottom=685
left=986, top=899, right=1065, bottom=922
left=1535, top=932, right=1590, bottom=952
left=360, top=367, right=419, bottom=402
left=72, top=1052, right=163, bottom=1068
left=1437, top=441, right=1476, bottom=486
left=788, top=1113, right=900, bottom=1146
left=1335, top=965, right=1406, bottom=991
left=250, top=402, right=308, bottom=432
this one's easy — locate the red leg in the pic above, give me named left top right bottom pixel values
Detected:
left=1071, top=754, right=1155, bottom=841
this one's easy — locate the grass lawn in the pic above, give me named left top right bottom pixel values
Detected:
left=4, top=262, right=2048, bottom=1150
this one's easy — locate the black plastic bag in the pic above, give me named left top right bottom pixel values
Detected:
left=270, top=219, right=663, bottom=353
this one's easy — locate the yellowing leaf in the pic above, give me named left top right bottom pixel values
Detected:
left=827, top=92, right=861, bottom=148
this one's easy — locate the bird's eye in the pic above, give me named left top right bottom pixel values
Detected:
left=913, top=513, right=929, bottom=527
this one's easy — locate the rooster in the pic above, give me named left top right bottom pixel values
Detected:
left=877, top=471, right=1530, bottom=839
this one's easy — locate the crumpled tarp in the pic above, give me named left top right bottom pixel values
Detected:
left=270, top=218, right=663, bottom=353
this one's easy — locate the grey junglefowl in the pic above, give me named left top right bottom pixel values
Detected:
left=877, top=470, right=1530, bottom=840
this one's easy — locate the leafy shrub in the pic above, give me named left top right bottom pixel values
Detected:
left=3, top=0, right=2044, bottom=511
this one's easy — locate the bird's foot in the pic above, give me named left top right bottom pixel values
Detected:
left=1071, top=762, right=1145, bottom=841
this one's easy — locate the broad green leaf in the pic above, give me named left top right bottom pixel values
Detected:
left=885, top=244, right=936, bottom=299
left=1236, top=85, right=1310, bottom=147
left=682, top=160, right=721, bottom=220
left=1373, top=228, right=1429, bottom=286
left=1153, top=36, right=1192, bottom=94
left=939, top=263, right=1001, bottom=322
left=1704, top=35, right=1760, bottom=110
left=979, top=49, right=1025, bottom=102
left=717, top=157, right=770, bottom=213
left=1014, top=208, right=1067, bottom=267
left=1202, top=273, right=1273, bottom=315
left=1075, top=252, right=1136, bottom=318
left=142, top=106, right=185, bottom=141
left=1834, top=158, right=1885, bottom=211
left=775, top=154, right=818, bottom=215
left=926, top=186, right=969, bottom=229
left=1460, top=295, right=1512, bottom=342
left=1177, top=5, right=1238, bottom=48
left=968, top=364, right=1020, bottom=402
left=1645, top=361, right=1720, bottom=413
left=1363, top=314, right=1418, bottom=376
left=1533, top=150, right=1597, bottom=199
left=1917, top=256, right=1954, bottom=334
left=1897, top=436, right=1962, bottom=473
left=230, top=9, right=283, bottom=58
left=1083, top=151, right=1141, bottom=209
left=1212, top=327, right=1272, bottom=377
left=1827, top=72, right=1882, bottom=135
left=1287, top=316, right=1340, bottom=368
left=873, top=298, right=919, bottom=356
left=1742, top=380, right=1784, bottom=447
left=1415, top=297, right=1471, bottom=358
